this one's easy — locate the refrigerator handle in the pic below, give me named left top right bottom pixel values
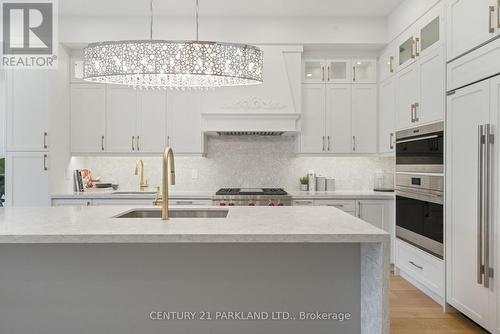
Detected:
left=484, top=124, right=494, bottom=288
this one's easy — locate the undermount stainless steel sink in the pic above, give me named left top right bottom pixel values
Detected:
left=112, top=191, right=157, bottom=195
left=114, top=208, right=229, bottom=219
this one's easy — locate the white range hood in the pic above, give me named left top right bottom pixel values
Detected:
left=200, top=45, right=303, bottom=136
left=202, top=112, right=301, bottom=136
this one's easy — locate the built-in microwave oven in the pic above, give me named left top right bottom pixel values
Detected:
left=396, top=122, right=444, bottom=173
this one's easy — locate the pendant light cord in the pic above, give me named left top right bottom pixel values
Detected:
left=150, top=0, right=154, bottom=40
left=195, top=0, right=199, bottom=41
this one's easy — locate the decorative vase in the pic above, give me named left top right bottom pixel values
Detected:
left=300, top=184, right=308, bottom=191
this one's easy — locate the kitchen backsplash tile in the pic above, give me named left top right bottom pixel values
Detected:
left=77, top=137, right=394, bottom=192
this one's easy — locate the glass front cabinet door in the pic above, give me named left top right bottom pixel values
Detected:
left=416, top=4, right=443, bottom=58
left=325, top=59, right=351, bottom=83
left=352, top=59, right=377, bottom=83
left=303, top=60, right=326, bottom=83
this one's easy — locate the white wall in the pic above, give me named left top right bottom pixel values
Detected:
left=60, top=16, right=388, bottom=45
left=75, top=137, right=394, bottom=193
left=387, top=0, right=440, bottom=41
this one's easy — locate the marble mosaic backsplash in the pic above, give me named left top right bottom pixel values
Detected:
left=73, top=136, right=394, bottom=192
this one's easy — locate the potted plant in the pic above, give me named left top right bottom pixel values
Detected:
left=299, top=175, right=309, bottom=191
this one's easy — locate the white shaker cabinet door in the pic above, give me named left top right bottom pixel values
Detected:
left=378, top=78, right=396, bottom=153
left=300, top=84, right=326, bottom=153
left=106, top=86, right=137, bottom=153
left=6, top=70, right=49, bottom=151
left=5, top=152, right=49, bottom=206
left=137, top=90, right=167, bottom=153
left=326, top=84, right=352, bottom=153
left=446, top=0, right=497, bottom=61
left=70, top=84, right=106, bottom=153
left=418, top=47, right=445, bottom=125
left=352, top=84, right=377, bottom=153
left=396, top=65, right=419, bottom=130
left=446, top=80, right=494, bottom=330
left=167, top=91, right=203, bottom=154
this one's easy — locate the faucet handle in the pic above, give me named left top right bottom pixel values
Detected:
left=153, top=186, right=162, bottom=206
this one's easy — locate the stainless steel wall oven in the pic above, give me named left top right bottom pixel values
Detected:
left=396, top=122, right=444, bottom=258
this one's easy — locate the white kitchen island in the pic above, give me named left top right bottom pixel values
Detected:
left=0, top=206, right=389, bottom=334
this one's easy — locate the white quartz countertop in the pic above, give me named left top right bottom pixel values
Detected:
left=51, top=190, right=394, bottom=200
left=0, top=206, right=388, bottom=244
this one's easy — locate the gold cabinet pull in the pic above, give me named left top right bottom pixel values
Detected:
left=489, top=6, right=495, bottom=33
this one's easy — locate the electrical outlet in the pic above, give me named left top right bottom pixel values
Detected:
left=191, top=169, right=199, bottom=180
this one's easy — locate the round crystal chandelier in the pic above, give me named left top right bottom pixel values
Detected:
left=83, top=0, right=263, bottom=89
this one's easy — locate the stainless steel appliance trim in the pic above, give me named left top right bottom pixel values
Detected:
left=396, top=164, right=444, bottom=174
left=396, top=134, right=438, bottom=144
left=396, top=174, right=444, bottom=192
left=396, top=121, right=444, bottom=140
left=484, top=124, right=492, bottom=287
left=477, top=125, right=484, bottom=285
left=396, top=188, right=443, bottom=205
left=396, top=228, right=443, bottom=259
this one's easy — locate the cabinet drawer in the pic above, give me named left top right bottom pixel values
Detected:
left=52, top=199, right=93, bottom=206
left=314, top=200, right=356, bottom=212
left=92, top=199, right=153, bottom=206
left=292, top=200, right=315, bottom=206
left=396, top=239, right=443, bottom=298
left=169, top=199, right=212, bottom=206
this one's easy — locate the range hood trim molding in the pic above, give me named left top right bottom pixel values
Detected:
left=202, top=112, right=301, bottom=136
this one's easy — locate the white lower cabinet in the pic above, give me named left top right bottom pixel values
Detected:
left=6, top=152, right=50, bottom=206
left=396, top=239, right=444, bottom=304
left=52, top=199, right=93, bottom=206
left=293, top=198, right=395, bottom=263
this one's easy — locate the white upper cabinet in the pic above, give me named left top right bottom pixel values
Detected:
left=379, top=78, right=396, bottom=154
left=106, top=86, right=138, bottom=153
left=446, top=0, right=499, bottom=61
left=303, top=60, right=326, bottom=83
left=396, top=46, right=445, bottom=130
left=379, top=42, right=397, bottom=82
left=417, top=47, right=445, bottom=125
left=325, top=59, right=352, bottom=83
left=303, top=58, right=376, bottom=84
left=6, top=70, right=50, bottom=152
left=300, top=84, right=326, bottom=153
left=352, top=84, right=377, bottom=153
left=70, top=84, right=106, bottom=153
left=396, top=65, right=419, bottom=130
left=136, top=90, right=167, bottom=153
left=397, top=2, right=444, bottom=70
left=167, top=91, right=203, bottom=154
left=352, top=59, right=377, bottom=83
left=326, top=84, right=352, bottom=153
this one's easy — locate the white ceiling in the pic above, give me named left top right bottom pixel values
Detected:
left=59, top=0, right=405, bottom=18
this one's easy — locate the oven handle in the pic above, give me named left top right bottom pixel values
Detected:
left=395, top=134, right=439, bottom=144
left=395, top=189, right=443, bottom=205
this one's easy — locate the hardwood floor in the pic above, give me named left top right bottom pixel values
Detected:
left=390, top=275, right=488, bottom=333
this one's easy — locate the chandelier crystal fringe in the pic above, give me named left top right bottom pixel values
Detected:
left=83, top=0, right=263, bottom=89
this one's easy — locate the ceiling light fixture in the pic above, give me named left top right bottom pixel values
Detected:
left=82, top=0, right=263, bottom=90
